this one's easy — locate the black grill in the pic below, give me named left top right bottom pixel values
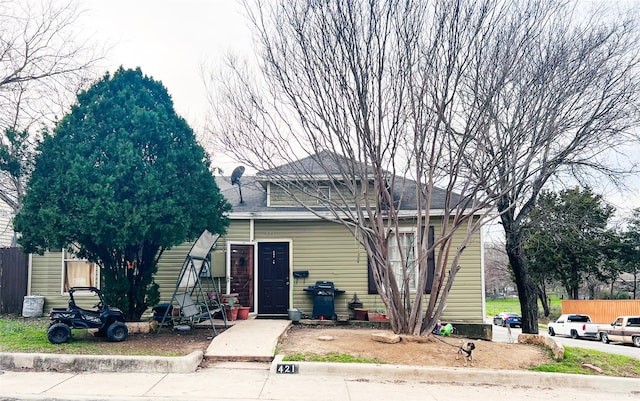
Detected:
left=308, top=281, right=335, bottom=319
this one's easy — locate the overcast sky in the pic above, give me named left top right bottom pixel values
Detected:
left=77, top=0, right=251, bottom=128
left=74, top=0, right=639, bottom=224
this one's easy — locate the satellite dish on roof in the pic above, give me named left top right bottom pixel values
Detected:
left=231, top=166, right=245, bottom=185
left=231, top=166, right=245, bottom=204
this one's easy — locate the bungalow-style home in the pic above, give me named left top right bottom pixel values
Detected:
left=27, top=152, right=486, bottom=324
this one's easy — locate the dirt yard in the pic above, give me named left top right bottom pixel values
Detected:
left=276, top=325, right=553, bottom=370
left=4, top=316, right=553, bottom=370
left=114, top=324, right=553, bottom=370
left=61, top=327, right=219, bottom=356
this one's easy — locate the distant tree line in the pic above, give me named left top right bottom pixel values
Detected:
left=522, top=187, right=640, bottom=314
left=485, top=186, right=639, bottom=317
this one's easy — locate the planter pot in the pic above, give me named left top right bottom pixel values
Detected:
left=237, top=306, right=250, bottom=320
left=225, top=307, right=239, bottom=321
left=288, top=308, right=302, bottom=322
left=367, top=312, right=389, bottom=322
left=354, top=308, right=369, bottom=321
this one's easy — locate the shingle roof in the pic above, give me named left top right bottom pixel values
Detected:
left=256, top=150, right=373, bottom=177
left=216, top=175, right=269, bottom=213
left=216, top=151, right=455, bottom=213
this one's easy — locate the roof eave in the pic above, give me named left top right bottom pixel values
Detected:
left=227, top=208, right=487, bottom=220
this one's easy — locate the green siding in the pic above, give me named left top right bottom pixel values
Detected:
left=252, top=218, right=483, bottom=323
left=442, top=231, right=483, bottom=323
left=154, top=242, right=194, bottom=304
left=30, top=251, right=66, bottom=312
left=154, top=221, right=251, bottom=304
left=254, top=220, right=366, bottom=316
left=269, top=181, right=375, bottom=207
left=28, top=217, right=483, bottom=323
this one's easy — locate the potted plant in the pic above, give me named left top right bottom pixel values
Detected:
left=224, top=297, right=239, bottom=321
left=348, top=293, right=367, bottom=320
left=367, top=308, right=389, bottom=322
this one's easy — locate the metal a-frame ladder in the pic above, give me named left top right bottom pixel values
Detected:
left=158, top=230, right=227, bottom=334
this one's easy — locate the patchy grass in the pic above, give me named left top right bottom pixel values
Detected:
left=530, top=347, right=640, bottom=378
left=283, top=352, right=385, bottom=364
left=0, top=318, right=105, bottom=354
left=485, top=296, right=562, bottom=323
left=0, top=315, right=212, bottom=357
left=280, top=345, right=638, bottom=378
left=485, top=298, right=522, bottom=316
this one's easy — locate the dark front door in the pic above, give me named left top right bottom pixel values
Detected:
left=257, top=242, right=289, bottom=315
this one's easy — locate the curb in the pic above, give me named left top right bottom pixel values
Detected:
left=270, top=354, right=640, bottom=394
left=0, top=350, right=203, bottom=373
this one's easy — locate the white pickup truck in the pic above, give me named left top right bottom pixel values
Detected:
left=548, top=314, right=600, bottom=339
left=599, top=316, right=640, bottom=347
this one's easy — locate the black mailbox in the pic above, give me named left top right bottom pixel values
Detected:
left=293, top=270, right=309, bottom=278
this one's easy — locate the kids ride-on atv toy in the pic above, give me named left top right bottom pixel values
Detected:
left=47, top=286, right=128, bottom=344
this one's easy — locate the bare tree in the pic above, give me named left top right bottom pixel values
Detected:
left=469, top=2, right=640, bottom=332
left=206, top=0, right=640, bottom=334
left=484, top=243, right=514, bottom=298
left=0, top=0, right=98, bottom=214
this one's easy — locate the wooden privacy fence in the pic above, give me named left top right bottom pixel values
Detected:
left=561, top=300, right=640, bottom=324
left=0, top=247, right=28, bottom=314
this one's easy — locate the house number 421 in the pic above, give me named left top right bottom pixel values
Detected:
left=276, top=363, right=298, bottom=374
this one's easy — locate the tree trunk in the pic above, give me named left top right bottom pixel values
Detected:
left=507, top=249, right=539, bottom=334
left=570, top=287, right=579, bottom=300
left=537, top=284, right=550, bottom=318
left=502, top=212, right=539, bottom=334
left=610, top=280, right=615, bottom=298
left=563, top=285, right=579, bottom=300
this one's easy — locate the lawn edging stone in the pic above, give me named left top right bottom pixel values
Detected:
left=518, top=333, right=564, bottom=360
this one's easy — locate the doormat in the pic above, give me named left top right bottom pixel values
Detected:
left=255, top=315, right=288, bottom=320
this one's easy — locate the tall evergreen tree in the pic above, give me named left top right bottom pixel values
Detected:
left=619, top=209, right=640, bottom=299
left=14, top=67, right=231, bottom=320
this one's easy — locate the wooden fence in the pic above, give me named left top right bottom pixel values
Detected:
left=561, top=300, right=640, bottom=324
left=0, top=247, right=28, bottom=314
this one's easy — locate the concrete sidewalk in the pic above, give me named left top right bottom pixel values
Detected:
left=204, top=318, right=292, bottom=361
left=2, top=361, right=639, bottom=401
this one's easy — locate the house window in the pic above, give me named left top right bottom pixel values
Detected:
left=368, top=226, right=435, bottom=294
left=317, top=186, right=330, bottom=204
left=389, top=231, right=417, bottom=291
left=62, top=250, right=98, bottom=293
